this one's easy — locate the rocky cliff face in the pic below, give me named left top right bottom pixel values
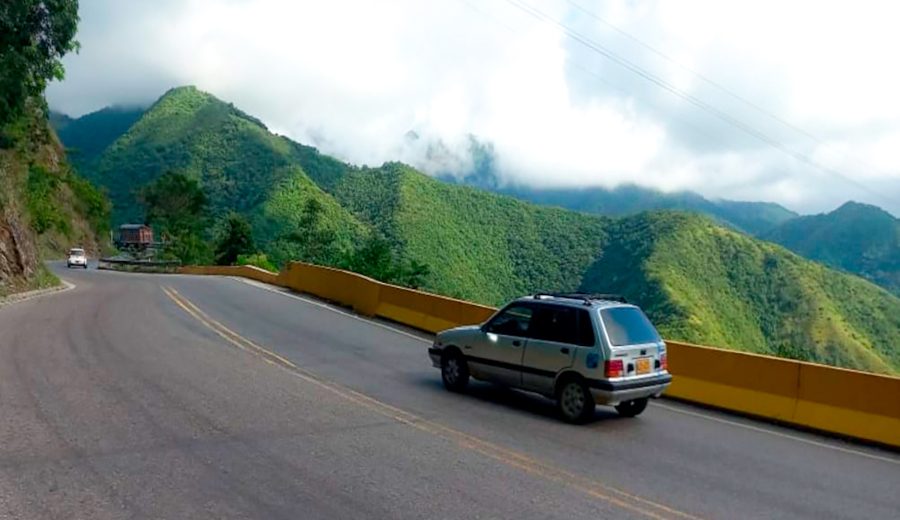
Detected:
left=0, top=107, right=107, bottom=295
left=0, top=205, right=38, bottom=291
left=0, top=140, right=40, bottom=294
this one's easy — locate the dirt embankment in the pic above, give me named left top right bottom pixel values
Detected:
left=1, top=107, right=104, bottom=294
left=0, top=204, right=39, bottom=292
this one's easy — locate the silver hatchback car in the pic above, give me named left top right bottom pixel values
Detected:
left=428, top=293, right=672, bottom=423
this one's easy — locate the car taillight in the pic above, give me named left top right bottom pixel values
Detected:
left=604, top=359, right=624, bottom=378
left=660, top=353, right=668, bottom=371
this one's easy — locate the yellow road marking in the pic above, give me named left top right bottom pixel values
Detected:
left=162, top=285, right=704, bottom=520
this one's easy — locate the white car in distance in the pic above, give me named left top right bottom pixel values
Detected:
left=67, top=248, right=88, bottom=269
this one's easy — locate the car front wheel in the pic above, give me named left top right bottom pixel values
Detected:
left=441, top=351, right=470, bottom=392
left=615, top=398, right=649, bottom=417
left=557, top=378, right=594, bottom=423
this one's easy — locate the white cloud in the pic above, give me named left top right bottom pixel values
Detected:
left=46, top=0, right=900, bottom=215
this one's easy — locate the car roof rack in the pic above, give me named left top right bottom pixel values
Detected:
left=532, top=292, right=627, bottom=305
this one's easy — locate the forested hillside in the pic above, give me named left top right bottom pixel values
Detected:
left=59, top=86, right=900, bottom=374
left=441, top=139, right=798, bottom=235
left=332, top=163, right=610, bottom=303
left=581, top=213, right=900, bottom=373
left=0, top=0, right=109, bottom=295
left=497, top=184, right=798, bottom=235
left=51, top=105, right=144, bottom=167
left=80, top=86, right=364, bottom=262
left=765, top=202, right=899, bottom=296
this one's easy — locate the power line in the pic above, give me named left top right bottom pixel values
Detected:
left=566, top=1, right=823, bottom=144
left=453, top=0, right=732, bottom=158
left=498, top=0, right=897, bottom=206
left=565, top=0, right=894, bottom=190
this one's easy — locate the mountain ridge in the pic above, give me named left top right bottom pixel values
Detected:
left=55, top=86, right=900, bottom=374
left=764, top=201, right=899, bottom=296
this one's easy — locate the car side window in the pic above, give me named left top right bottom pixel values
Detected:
left=529, top=305, right=578, bottom=344
left=485, top=305, right=534, bottom=337
left=575, top=309, right=595, bottom=347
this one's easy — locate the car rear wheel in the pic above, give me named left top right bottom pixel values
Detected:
left=557, top=378, right=594, bottom=423
left=615, top=398, right=648, bottom=417
left=441, top=351, right=469, bottom=392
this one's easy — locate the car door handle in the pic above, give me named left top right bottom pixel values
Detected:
left=560, top=347, right=570, bottom=354
left=512, top=340, right=522, bottom=347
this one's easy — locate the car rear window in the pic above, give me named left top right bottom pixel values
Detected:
left=600, top=307, right=661, bottom=347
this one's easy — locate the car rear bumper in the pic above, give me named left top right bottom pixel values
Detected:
left=587, top=373, right=672, bottom=405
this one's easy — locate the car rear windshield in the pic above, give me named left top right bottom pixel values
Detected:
left=69, top=249, right=85, bottom=255
left=600, top=307, right=661, bottom=347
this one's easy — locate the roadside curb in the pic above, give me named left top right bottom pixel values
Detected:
left=0, top=279, right=75, bottom=310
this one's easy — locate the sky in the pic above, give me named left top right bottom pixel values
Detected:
left=46, top=0, right=900, bottom=216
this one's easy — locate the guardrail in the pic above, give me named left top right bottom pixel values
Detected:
left=99, top=257, right=181, bottom=273
left=179, top=261, right=900, bottom=448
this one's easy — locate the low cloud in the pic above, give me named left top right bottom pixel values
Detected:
left=47, top=0, right=900, bottom=215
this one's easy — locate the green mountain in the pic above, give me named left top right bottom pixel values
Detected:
left=764, top=202, right=900, bottom=296
left=439, top=137, right=799, bottom=234
left=60, top=86, right=900, bottom=374
left=51, top=105, right=145, bottom=167
left=78, top=86, right=364, bottom=263
left=331, top=163, right=609, bottom=304
left=581, top=212, right=900, bottom=373
left=498, top=184, right=798, bottom=235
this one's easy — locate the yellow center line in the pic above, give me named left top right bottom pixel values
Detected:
left=161, top=285, right=705, bottom=520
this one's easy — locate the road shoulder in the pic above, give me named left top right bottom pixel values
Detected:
left=0, top=278, right=75, bottom=310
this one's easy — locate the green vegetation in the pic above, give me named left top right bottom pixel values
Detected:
left=1, top=0, right=109, bottom=295
left=0, top=0, right=79, bottom=131
left=0, top=264, right=60, bottom=298
left=580, top=212, right=900, bottom=373
left=51, top=106, right=145, bottom=166
left=214, top=212, right=255, bottom=266
left=446, top=146, right=798, bottom=235
left=237, top=252, right=277, bottom=272
left=22, top=161, right=109, bottom=243
left=258, top=173, right=365, bottom=267
left=496, top=184, right=798, bottom=235
left=765, top=202, right=899, bottom=296
left=81, top=87, right=368, bottom=265
left=62, top=86, right=900, bottom=374
left=332, top=163, right=610, bottom=303
left=338, top=234, right=430, bottom=289
left=140, top=171, right=210, bottom=264
left=25, top=165, right=69, bottom=235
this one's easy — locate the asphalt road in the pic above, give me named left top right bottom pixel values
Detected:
left=0, top=264, right=897, bottom=519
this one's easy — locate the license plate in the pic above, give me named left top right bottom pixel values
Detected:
left=636, top=357, right=651, bottom=375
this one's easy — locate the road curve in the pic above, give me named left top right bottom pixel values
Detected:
left=0, top=264, right=897, bottom=519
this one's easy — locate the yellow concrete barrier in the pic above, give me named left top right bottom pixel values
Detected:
left=377, top=283, right=496, bottom=333
left=278, top=262, right=381, bottom=316
left=180, top=261, right=900, bottom=447
left=179, top=265, right=280, bottom=285
left=794, top=364, right=900, bottom=447
left=664, top=341, right=801, bottom=423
